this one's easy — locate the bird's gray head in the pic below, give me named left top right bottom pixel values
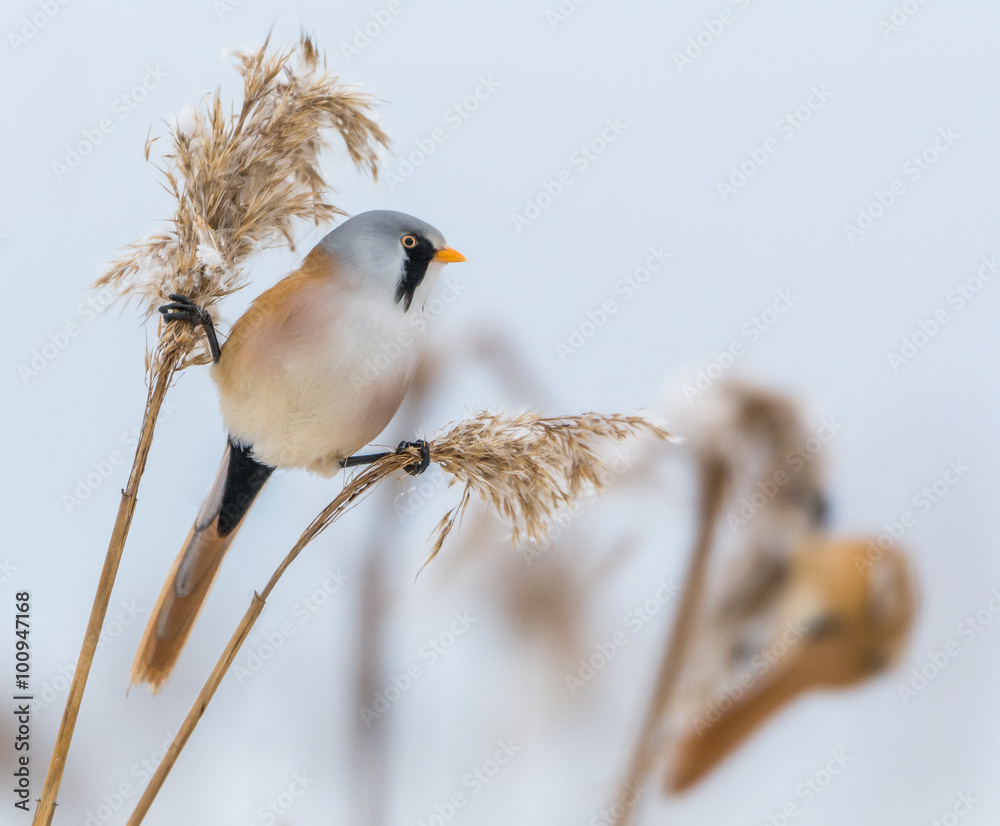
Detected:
left=320, top=210, right=465, bottom=312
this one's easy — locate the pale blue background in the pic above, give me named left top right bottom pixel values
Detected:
left=3, top=2, right=998, bottom=825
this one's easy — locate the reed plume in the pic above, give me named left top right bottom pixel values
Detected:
left=97, top=33, right=388, bottom=369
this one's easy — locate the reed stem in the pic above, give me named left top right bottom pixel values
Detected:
left=34, top=347, right=180, bottom=826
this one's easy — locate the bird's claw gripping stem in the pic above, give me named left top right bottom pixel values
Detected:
left=159, top=293, right=221, bottom=363
left=395, top=439, right=431, bottom=476
left=340, top=439, right=431, bottom=476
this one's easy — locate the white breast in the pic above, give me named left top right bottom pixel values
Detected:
left=215, top=278, right=424, bottom=477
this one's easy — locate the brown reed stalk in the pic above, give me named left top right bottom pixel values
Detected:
left=34, top=35, right=388, bottom=826
left=125, top=412, right=674, bottom=825
left=33, top=342, right=176, bottom=826
left=609, top=457, right=728, bottom=826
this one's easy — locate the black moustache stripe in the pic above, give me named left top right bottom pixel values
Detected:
left=395, top=235, right=436, bottom=312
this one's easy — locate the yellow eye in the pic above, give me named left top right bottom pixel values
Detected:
left=401, top=234, right=417, bottom=249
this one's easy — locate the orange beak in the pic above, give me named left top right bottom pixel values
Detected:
left=433, top=246, right=467, bottom=264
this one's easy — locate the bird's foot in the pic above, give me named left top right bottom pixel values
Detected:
left=159, top=293, right=210, bottom=325
left=159, top=294, right=221, bottom=362
left=396, top=439, right=431, bottom=476
left=339, top=440, right=430, bottom=475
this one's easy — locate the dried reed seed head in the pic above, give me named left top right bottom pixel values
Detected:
left=287, top=412, right=674, bottom=582
left=417, top=411, right=675, bottom=566
left=687, top=380, right=809, bottom=469
left=95, top=34, right=390, bottom=362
